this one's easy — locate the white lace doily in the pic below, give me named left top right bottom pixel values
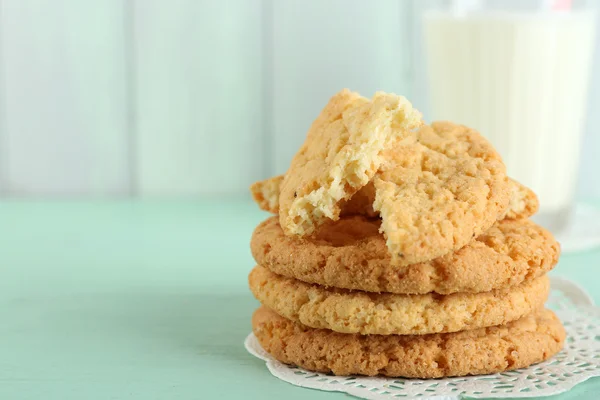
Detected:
left=245, top=277, right=600, bottom=399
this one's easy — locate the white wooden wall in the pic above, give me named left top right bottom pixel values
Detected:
left=0, top=0, right=597, bottom=198
left=270, top=0, right=411, bottom=174
left=0, top=0, right=129, bottom=196
left=133, top=0, right=265, bottom=196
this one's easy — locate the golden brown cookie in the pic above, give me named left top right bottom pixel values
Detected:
left=249, top=266, right=549, bottom=335
left=279, top=90, right=422, bottom=236
left=251, top=175, right=376, bottom=217
left=253, top=306, right=565, bottom=378
left=250, top=175, right=283, bottom=214
left=251, top=174, right=535, bottom=219
left=373, top=121, right=512, bottom=265
left=251, top=216, right=559, bottom=294
left=505, top=180, right=539, bottom=220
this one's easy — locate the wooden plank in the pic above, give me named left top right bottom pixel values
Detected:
left=269, top=0, right=411, bottom=174
left=0, top=0, right=129, bottom=196
left=133, top=0, right=264, bottom=196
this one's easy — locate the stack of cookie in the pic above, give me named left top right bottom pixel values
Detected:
left=248, top=90, right=564, bottom=378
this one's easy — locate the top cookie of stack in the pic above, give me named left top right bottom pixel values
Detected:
left=247, top=89, right=563, bottom=378
left=251, top=88, right=549, bottom=270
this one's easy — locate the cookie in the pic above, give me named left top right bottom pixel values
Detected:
left=253, top=306, right=565, bottom=378
left=249, top=266, right=549, bottom=335
left=251, top=175, right=377, bottom=217
left=279, top=90, right=422, bottom=236
left=250, top=174, right=283, bottom=215
left=339, top=181, right=377, bottom=217
left=251, top=216, right=559, bottom=294
left=374, top=121, right=512, bottom=265
left=505, top=179, right=539, bottom=220
left=251, top=174, right=535, bottom=220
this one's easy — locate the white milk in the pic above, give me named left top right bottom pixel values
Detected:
left=424, top=11, right=596, bottom=218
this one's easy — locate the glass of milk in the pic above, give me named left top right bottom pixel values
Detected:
left=420, top=0, right=597, bottom=232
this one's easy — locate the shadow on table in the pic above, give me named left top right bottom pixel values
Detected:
left=64, top=291, right=262, bottom=365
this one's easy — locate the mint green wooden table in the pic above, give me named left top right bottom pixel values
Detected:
left=1, top=200, right=599, bottom=400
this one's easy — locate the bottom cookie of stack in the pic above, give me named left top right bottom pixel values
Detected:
left=252, top=306, right=565, bottom=379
